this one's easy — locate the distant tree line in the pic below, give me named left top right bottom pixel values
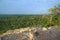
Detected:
left=0, top=5, right=60, bottom=34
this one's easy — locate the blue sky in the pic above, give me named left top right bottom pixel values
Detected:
left=0, top=0, right=60, bottom=14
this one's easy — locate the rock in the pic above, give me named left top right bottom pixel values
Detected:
left=0, top=37, right=1, bottom=40
left=42, top=27, right=47, bottom=31
left=0, top=27, right=60, bottom=40
left=33, top=27, right=60, bottom=40
left=1, top=33, right=29, bottom=40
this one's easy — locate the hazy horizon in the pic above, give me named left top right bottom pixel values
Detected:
left=0, top=0, right=60, bottom=14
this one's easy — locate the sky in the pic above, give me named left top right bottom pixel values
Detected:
left=0, top=0, right=60, bottom=14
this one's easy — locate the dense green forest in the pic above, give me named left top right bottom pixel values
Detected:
left=0, top=5, right=60, bottom=34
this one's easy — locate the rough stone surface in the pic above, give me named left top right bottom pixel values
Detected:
left=0, top=38, right=1, bottom=40
left=0, top=27, right=60, bottom=40
left=33, top=27, right=60, bottom=40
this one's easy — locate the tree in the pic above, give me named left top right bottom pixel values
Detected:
left=48, top=5, right=60, bottom=26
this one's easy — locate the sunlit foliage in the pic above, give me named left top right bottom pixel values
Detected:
left=0, top=5, right=60, bottom=34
